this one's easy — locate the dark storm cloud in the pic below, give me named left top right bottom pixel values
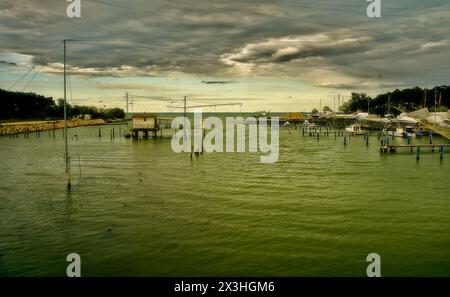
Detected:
left=1, top=0, right=450, bottom=90
left=201, top=81, right=233, bottom=84
left=224, top=34, right=371, bottom=64
left=316, top=81, right=414, bottom=90
left=95, top=82, right=180, bottom=91
left=0, top=60, right=17, bottom=66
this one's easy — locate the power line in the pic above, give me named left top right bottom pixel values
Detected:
left=90, top=0, right=377, bottom=35
left=21, top=67, right=41, bottom=92
left=243, top=0, right=445, bottom=12
left=251, top=2, right=416, bottom=17
left=167, top=102, right=243, bottom=109
left=88, top=0, right=449, bottom=40
left=7, top=65, right=38, bottom=90
left=128, top=94, right=182, bottom=102
left=6, top=41, right=63, bottom=91
left=160, top=0, right=442, bottom=35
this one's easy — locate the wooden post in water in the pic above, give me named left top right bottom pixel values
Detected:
left=63, top=39, right=71, bottom=190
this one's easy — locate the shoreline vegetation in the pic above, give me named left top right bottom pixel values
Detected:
left=0, top=118, right=127, bottom=136
left=0, top=88, right=125, bottom=120
left=0, top=88, right=127, bottom=135
left=0, top=89, right=125, bottom=135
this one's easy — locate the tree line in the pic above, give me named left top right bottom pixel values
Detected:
left=338, top=85, right=450, bottom=115
left=0, top=88, right=125, bottom=120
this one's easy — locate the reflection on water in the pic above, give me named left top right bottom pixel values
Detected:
left=0, top=124, right=449, bottom=276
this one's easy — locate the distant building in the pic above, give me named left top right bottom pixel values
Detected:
left=83, top=114, right=92, bottom=120
left=130, top=113, right=172, bottom=138
left=132, top=113, right=157, bottom=130
left=280, top=112, right=306, bottom=125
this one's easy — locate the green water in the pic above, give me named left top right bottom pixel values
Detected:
left=0, top=124, right=449, bottom=276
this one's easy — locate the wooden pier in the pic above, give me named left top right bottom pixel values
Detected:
left=300, top=127, right=381, bottom=137
left=380, top=143, right=450, bottom=153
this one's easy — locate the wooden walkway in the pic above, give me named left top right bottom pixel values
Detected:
left=380, top=143, right=450, bottom=153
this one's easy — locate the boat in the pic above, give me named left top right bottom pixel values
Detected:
left=404, top=126, right=415, bottom=138
left=345, top=123, right=365, bottom=134
left=387, top=128, right=403, bottom=137
left=386, top=126, right=415, bottom=138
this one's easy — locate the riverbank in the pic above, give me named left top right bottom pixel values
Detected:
left=0, top=119, right=111, bottom=135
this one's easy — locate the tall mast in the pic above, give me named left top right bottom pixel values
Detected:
left=387, top=95, right=390, bottom=114
left=424, top=88, right=427, bottom=108
left=435, top=91, right=437, bottom=123
left=64, top=39, right=71, bottom=190
left=183, top=96, right=187, bottom=142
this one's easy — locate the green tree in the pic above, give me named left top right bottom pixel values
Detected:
left=339, top=101, right=351, bottom=113
left=0, top=88, right=126, bottom=120
left=322, top=106, right=333, bottom=113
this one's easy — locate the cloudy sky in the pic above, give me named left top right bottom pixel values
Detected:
left=1, top=0, right=450, bottom=112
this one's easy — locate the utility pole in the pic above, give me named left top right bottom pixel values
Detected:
left=184, top=96, right=187, bottom=119
left=129, top=97, right=134, bottom=112
left=338, top=94, right=341, bottom=111
left=319, top=98, right=322, bottom=112
left=183, top=96, right=187, bottom=141
left=435, top=91, right=437, bottom=123
left=333, top=96, right=336, bottom=112
left=424, top=88, right=427, bottom=108
left=125, top=92, right=129, bottom=114
left=387, top=95, right=391, bottom=115
left=63, top=39, right=71, bottom=190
